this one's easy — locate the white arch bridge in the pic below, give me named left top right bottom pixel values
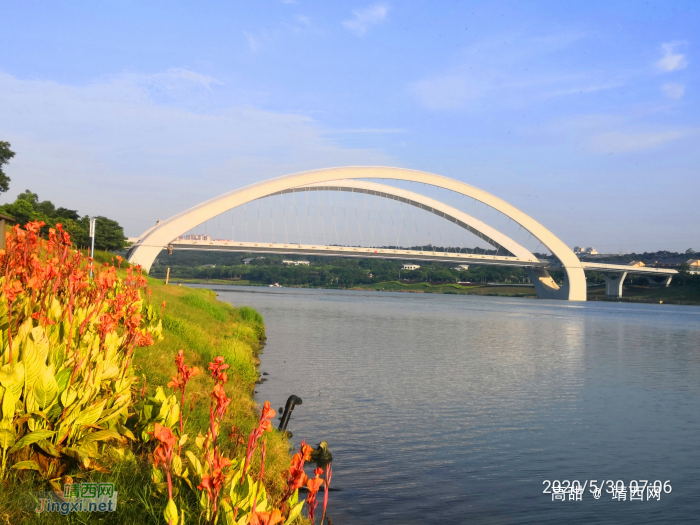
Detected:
left=128, top=167, right=676, bottom=301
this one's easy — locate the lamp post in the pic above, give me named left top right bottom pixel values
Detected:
left=89, top=217, right=96, bottom=279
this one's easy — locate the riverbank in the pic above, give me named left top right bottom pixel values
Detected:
left=0, top=274, right=298, bottom=524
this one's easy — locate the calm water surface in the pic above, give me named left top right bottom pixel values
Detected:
left=204, top=286, right=700, bottom=524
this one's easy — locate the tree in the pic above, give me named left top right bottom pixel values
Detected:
left=0, top=141, right=15, bottom=194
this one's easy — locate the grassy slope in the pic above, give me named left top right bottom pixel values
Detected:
left=0, top=276, right=296, bottom=524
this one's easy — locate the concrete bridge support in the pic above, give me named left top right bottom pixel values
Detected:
left=525, top=267, right=587, bottom=301
left=602, top=272, right=627, bottom=298
left=647, top=275, right=672, bottom=287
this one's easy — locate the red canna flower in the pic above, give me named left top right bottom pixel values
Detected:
left=306, top=467, right=324, bottom=521
left=208, top=356, right=230, bottom=384
left=248, top=509, right=283, bottom=525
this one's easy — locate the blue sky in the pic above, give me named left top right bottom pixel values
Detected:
left=1, top=0, right=697, bottom=252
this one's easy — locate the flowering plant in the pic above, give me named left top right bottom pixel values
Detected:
left=0, top=221, right=162, bottom=482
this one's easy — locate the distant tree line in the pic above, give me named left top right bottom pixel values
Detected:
left=151, top=253, right=532, bottom=287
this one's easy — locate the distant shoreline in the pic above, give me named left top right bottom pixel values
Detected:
left=168, top=279, right=700, bottom=305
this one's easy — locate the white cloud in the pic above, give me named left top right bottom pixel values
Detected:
left=244, top=31, right=260, bottom=52
left=295, top=14, right=311, bottom=26
left=587, top=129, right=691, bottom=153
left=662, top=82, right=685, bottom=100
left=408, top=33, right=623, bottom=111
left=0, top=71, right=395, bottom=236
left=656, top=42, right=688, bottom=72
left=343, top=4, right=388, bottom=36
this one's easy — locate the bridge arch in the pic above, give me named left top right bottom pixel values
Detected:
left=128, top=167, right=586, bottom=300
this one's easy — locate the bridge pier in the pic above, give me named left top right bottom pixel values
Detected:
left=602, top=272, right=627, bottom=298
left=647, top=275, right=672, bottom=288
left=525, top=267, right=587, bottom=301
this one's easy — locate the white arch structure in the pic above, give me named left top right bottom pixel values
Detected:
left=128, top=167, right=587, bottom=301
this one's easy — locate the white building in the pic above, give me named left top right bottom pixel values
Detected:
left=402, top=264, right=421, bottom=270
left=453, top=264, right=470, bottom=271
left=283, top=260, right=310, bottom=266
left=573, top=246, right=598, bottom=255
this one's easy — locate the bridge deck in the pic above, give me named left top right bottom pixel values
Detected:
left=168, top=240, right=547, bottom=267
left=166, top=240, right=678, bottom=276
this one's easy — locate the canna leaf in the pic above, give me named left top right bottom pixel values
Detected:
left=55, top=368, right=72, bottom=392
left=8, top=429, right=56, bottom=454
left=284, top=500, right=305, bottom=525
left=33, top=365, right=59, bottom=409
left=78, top=429, right=122, bottom=446
left=74, top=400, right=106, bottom=428
left=60, top=386, right=78, bottom=407
left=164, top=498, right=178, bottom=524
left=37, top=439, right=62, bottom=457
left=0, top=421, right=16, bottom=450
left=1, top=386, right=16, bottom=421
left=11, top=460, right=41, bottom=471
left=0, top=364, right=19, bottom=388
left=8, top=362, right=25, bottom=398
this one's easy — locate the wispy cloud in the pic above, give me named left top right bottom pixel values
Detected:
left=150, top=68, right=222, bottom=90
left=244, top=31, right=260, bottom=52
left=662, top=82, right=685, bottom=100
left=655, top=42, right=688, bottom=72
left=295, top=14, right=311, bottom=26
left=408, top=33, right=620, bottom=111
left=588, top=129, right=691, bottom=153
left=343, top=4, right=388, bottom=36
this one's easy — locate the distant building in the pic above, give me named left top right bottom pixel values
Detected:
left=176, top=234, right=210, bottom=241
left=453, top=264, right=470, bottom=271
left=647, top=258, right=700, bottom=268
left=574, top=246, right=598, bottom=255
left=402, top=264, right=421, bottom=270
left=243, top=256, right=266, bottom=265
left=282, top=260, right=310, bottom=266
left=628, top=261, right=646, bottom=267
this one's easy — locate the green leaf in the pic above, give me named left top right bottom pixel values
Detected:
left=220, top=499, right=235, bottom=525
left=78, top=429, right=122, bottom=446
left=55, top=368, right=72, bottom=392
left=285, top=500, right=305, bottom=525
left=0, top=427, right=16, bottom=450
left=11, top=460, right=41, bottom=471
left=36, top=439, right=62, bottom=458
left=163, top=498, right=178, bottom=524
left=60, top=386, right=78, bottom=407
left=74, top=400, right=106, bottom=427
left=1, top=386, right=16, bottom=420
left=33, top=365, right=59, bottom=409
left=0, top=364, right=19, bottom=388
left=8, top=429, right=55, bottom=454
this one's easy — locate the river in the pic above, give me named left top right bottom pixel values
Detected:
left=204, top=285, right=700, bottom=524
